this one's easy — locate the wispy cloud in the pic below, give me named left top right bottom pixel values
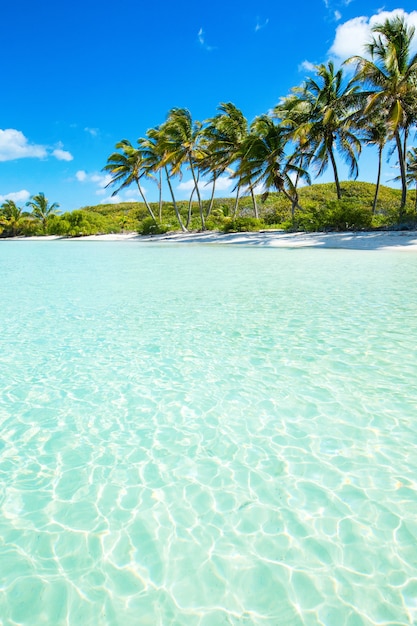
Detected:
left=255, top=17, right=269, bottom=32
left=84, top=127, right=99, bottom=137
left=299, top=60, right=316, bottom=72
left=197, top=27, right=216, bottom=51
left=0, top=189, right=31, bottom=204
left=75, top=170, right=112, bottom=189
left=75, top=170, right=140, bottom=203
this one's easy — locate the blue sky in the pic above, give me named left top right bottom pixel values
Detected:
left=1, top=1, right=417, bottom=212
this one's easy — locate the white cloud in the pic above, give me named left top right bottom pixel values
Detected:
left=92, top=173, right=113, bottom=187
left=299, top=59, right=316, bottom=72
left=98, top=195, right=121, bottom=204
left=0, top=129, right=74, bottom=163
left=75, top=170, right=88, bottom=182
left=334, top=10, right=341, bottom=21
left=84, top=127, right=99, bottom=137
left=124, top=190, right=141, bottom=201
left=177, top=179, right=213, bottom=195
left=0, top=189, right=31, bottom=204
left=214, top=176, right=233, bottom=191
left=255, top=17, right=269, bottom=32
left=75, top=170, right=112, bottom=188
left=76, top=168, right=144, bottom=205
left=0, top=129, right=47, bottom=161
left=177, top=179, right=197, bottom=192
left=52, top=148, right=73, bottom=161
left=98, top=189, right=141, bottom=204
left=329, top=9, right=417, bottom=60
left=177, top=176, right=233, bottom=197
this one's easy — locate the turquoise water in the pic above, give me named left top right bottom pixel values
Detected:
left=1, top=241, right=417, bottom=626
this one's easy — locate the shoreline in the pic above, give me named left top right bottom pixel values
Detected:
left=3, top=229, right=417, bottom=251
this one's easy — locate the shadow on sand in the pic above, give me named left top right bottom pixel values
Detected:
left=144, top=230, right=417, bottom=251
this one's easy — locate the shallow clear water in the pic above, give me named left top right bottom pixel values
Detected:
left=1, top=241, right=417, bottom=626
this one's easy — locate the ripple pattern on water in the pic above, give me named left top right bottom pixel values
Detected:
left=1, top=242, right=417, bottom=625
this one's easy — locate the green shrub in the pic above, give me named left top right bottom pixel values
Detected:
left=324, top=201, right=373, bottom=231
left=47, top=216, right=71, bottom=235
left=205, top=211, right=226, bottom=231
left=139, top=217, right=169, bottom=236
left=20, top=218, right=42, bottom=236
left=222, top=217, right=265, bottom=232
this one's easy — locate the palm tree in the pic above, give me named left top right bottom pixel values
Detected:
left=274, top=94, right=315, bottom=217
left=0, top=200, right=24, bottom=236
left=202, top=103, right=255, bottom=217
left=402, top=147, right=417, bottom=212
left=159, top=108, right=205, bottom=230
left=358, top=114, right=388, bottom=213
left=287, top=61, right=361, bottom=199
left=198, top=128, right=223, bottom=217
left=347, top=15, right=417, bottom=213
left=26, top=193, right=60, bottom=233
left=139, top=130, right=163, bottom=222
left=103, top=140, right=157, bottom=224
left=141, top=125, right=187, bottom=232
left=236, top=114, right=311, bottom=224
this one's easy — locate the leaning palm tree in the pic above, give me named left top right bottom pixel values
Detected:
left=159, top=108, right=205, bottom=230
left=236, top=114, right=311, bottom=224
left=141, top=125, right=187, bottom=232
left=198, top=127, right=224, bottom=217
left=26, top=193, right=60, bottom=233
left=357, top=113, right=389, bottom=213
left=287, top=61, right=362, bottom=199
left=103, top=139, right=157, bottom=223
left=347, top=15, right=417, bottom=213
left=139, top=131, right=164, bottom=222
left=274, top=94, right=315, bottom=216
left=202, top=103, right=256, bottom=217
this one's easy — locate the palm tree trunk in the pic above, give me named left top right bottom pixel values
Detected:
left=329, top=147, right=341, bottom=200
left=158, top=169, right=163, bottom=222
left=206, top=174, right=217, bottom=217
left=250, top=187, right=258, bottom=219
left=135, top=178, right=157, bottom=223
left=165, top=166, right=187, bottom=232
left=186, top=186, right=195, bottom=229
left=189, top=158, right=205, bottom=230
left=372, top=146, right=383, bottom=214
left=395, top=131, right=407, bottom=214
left=233, top=185, right=240, bottom=217
left=415, top=182, right=417, bottom=213
left=283, top=190, right=303, bottom=218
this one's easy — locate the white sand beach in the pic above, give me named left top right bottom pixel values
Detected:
left=7, top=230, right=417, bottom=251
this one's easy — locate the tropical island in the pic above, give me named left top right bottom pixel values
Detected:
left=1, top=15, right=417, bottom=240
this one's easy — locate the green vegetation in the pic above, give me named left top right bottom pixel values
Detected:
left=2, top=182, right=415, bottom=238
left=1, top=15, right=416, bottom=239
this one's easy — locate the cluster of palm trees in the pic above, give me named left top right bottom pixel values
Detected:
left=104, top=15, right=417, bottom=231
left=0, top=193, right=60, bottom=237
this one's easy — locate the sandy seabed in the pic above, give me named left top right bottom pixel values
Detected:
left=5, top=229, right=417, bottom=251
